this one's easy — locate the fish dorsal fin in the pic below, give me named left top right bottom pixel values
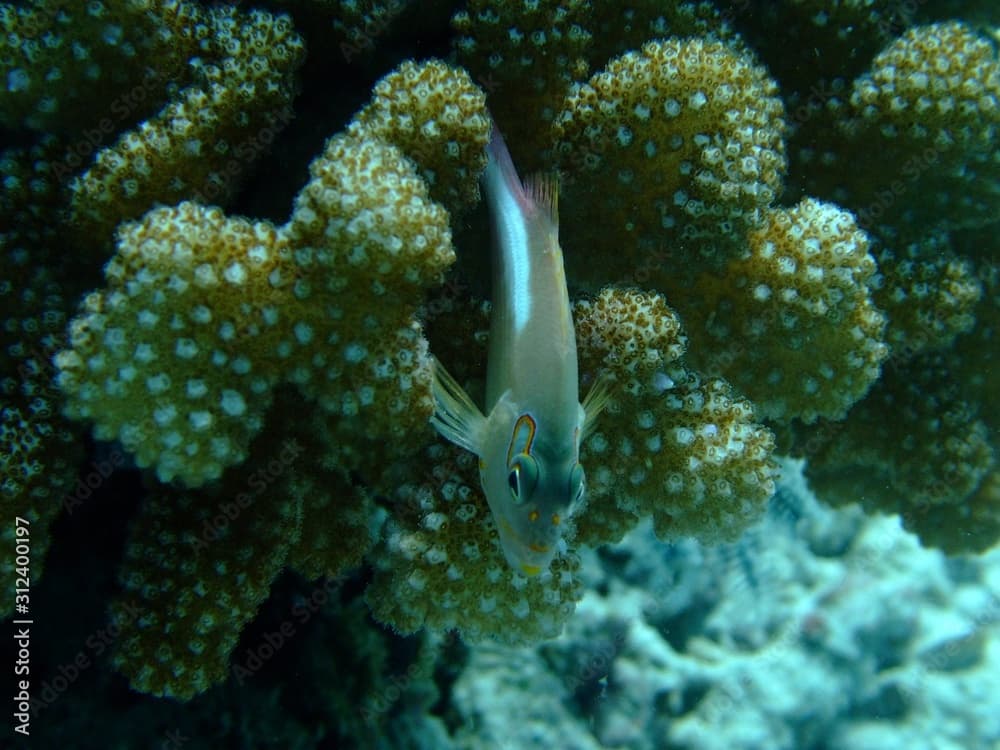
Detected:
left=523, top=173, right=559, bottom=229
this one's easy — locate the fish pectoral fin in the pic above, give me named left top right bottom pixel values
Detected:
left=429, top=356, right=487, bottom=454
left=581, top=371, right=616, bottom=441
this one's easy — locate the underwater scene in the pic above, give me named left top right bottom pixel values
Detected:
left=2, top=0, right=999, bottom=748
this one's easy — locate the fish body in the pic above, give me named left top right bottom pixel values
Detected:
left=430, top=127, right=608, bottom=576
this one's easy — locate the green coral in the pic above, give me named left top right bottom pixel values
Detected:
left=452, top=0, right=591, bottom=169
left=368, top=442, right=585, bottom=643
left=110, top=433, right=305, bottom=698
left=802, top=349, right=996, bottom=554
left=553, top=36, right=787, bottom=286
left=347, top=58, right=490, bottom=211
left=0, top=0, right=196, bottom=133
left=1, top=0, right=998, bottom=713
left=68, top=5, right=305, bottom=243
left=682, top=198, right=888, bottom=422
left=56, top=61, right=479, bottom=486
left=573, top=288, right=777, bottom=546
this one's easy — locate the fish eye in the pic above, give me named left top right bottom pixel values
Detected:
left=508, top=454, right=539, bottom=503
left=508, top=467, right=521, bottom=502
left=568, top=463, right=585, bottom=506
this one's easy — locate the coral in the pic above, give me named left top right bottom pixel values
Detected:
left=0, top=0, right=196, bottom=133
left=281, top=131, right=454, bottom=469
left=0, top=403, right=81, bottom=616
left=552, top=37, right=787, bottom=287
left=330, top=0, right=413, bottom=56
left=872, top=230, right=982, bottom=359
left=367, top=442, right=585, bottom=644
left=1, top=141, right=84, bottom=616
left=585, top=0, right=735, bottom=71
left=284, top=467, right=377, bottom=582
left=55, top=203, right=294, bottom=485
left=106, top=383, right=381, bottom=699
left=905, top=469, right=1000, bottom=557
left=813, top=22, right=1000, bottom=232
left=681, top=199, right=889, bottom=422
left=347, top=59, right=491, bottom=212
left=741, top=0, right=912, bottom=98
left=57, top=59, right=469, bottom=486
left=573, top=287, right=778, bottom=546
left=67, top=5, right=305, bottom=243
left=110, top=438, right=305, bottom=699
left=452, top=0, right=591, bottom=169
left=52, top=58, right=477, bottom=691
left=802, top=350, right=996, bottom=554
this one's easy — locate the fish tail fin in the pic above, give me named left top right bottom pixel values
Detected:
left=429, top=357, right=487, bottom=454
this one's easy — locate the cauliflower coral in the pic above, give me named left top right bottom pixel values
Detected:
left=1, top=0, right=997, bottom=705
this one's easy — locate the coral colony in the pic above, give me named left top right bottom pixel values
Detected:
left=2, top=0, right=997, bottom=707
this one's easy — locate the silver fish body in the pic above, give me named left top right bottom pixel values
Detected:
left=430, top=126, right=608, bottom=576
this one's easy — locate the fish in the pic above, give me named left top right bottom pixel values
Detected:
left=430, top=125, right=611, bottom=577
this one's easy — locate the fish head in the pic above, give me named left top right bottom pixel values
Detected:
left=482, top=409, right=586, bottom=576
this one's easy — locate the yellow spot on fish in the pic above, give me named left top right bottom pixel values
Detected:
left=521, top=564, right=542, bottom=576
left=551, top=513, right=561, bottom=526
left=528, top=542, right=549, bottom=553
left=528, top=510, right=539, bottom=522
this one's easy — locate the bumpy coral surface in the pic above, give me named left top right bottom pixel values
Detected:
left=368, top=443, right=585, bottom=644
left=348, top=59, right=491, bottom=211
left=3, top=0, right=999, bottom=717
left=68, top=5, right=305, bottom=242
left=823, top=21, right=1000, bottom=231
left=683, top=198, right=889, bottom=422
left=453, top=0, right=591, bottom=169
left=872, top=230, right=982, bottom=359
left=803, top=349, right=996, bottom=554
left=0, top=0, right=195, bottom=132
left=56, top=203, right=292, bottom=484
left=57, top=60, right=474, bottom=486
left=281, top=132, right=454, bottom=469
left=574, top=288, right=778, bottom=546
left=554, top=37, right=787, bottom=287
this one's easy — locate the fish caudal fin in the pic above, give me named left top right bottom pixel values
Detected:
left=429, top=357, right=487, bottom=455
